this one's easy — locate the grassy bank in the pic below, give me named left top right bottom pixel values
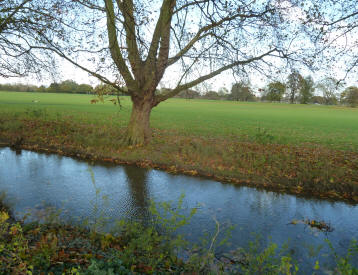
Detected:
left=1, top=91, right=358, bottom=202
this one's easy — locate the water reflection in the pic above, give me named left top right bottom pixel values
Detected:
left=0, top=147, right=358, bottom=273
left=123, top=166, right=150, bottom=219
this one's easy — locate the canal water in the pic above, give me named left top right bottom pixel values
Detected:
left=0, top=147, right=357, bottom=273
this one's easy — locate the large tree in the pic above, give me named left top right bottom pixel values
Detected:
left=32, top=0, right=305, bottom=145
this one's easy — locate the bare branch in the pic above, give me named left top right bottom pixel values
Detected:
left=0, top=0, right=31, bottom=32
left=328, top=11, right=358, bottom=26
left=155, top=48, right=277, bottom=104
left=167, top=8, right=274, bottom=67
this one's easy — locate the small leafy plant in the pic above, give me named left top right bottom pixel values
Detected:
left=254, top=126, right=275, bottom=144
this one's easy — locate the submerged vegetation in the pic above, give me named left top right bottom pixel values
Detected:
left=1, top=92, right=358, bottom=202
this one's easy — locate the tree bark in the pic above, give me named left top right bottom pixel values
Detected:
left=121, top=96, right=153, bottom=146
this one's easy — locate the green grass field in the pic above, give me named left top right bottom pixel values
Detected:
left=1, top=91, right=358, bottom=150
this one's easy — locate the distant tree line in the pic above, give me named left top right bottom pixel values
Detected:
left=259, top=72, right=358, bottom=107
left=173, top=71, right=358, bottom=107
left=0, top=83, right=39, bottom=93
left=0, top=80, right=93, bottom=94
left=45, top=80, right=94, bottom=94
left=2, top=75, right=358, bottom=107
left=170, top=82, right=258, bottom=102
left=0, top=80, right=131, bottom=96
left=0, top=80, right=121, bottom=95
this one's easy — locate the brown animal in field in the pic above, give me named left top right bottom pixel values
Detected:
left=109, top=98, right=117, bottom=105
left=90, top=99, right=99, bottom=104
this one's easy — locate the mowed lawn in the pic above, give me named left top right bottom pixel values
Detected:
left=1, top=91, right=358, bottom=150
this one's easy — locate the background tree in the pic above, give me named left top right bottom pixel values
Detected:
left=286, top=71, right=304, bottom=104
left=0, top=82, right=37, bottom=92
left=299, top=76, right=315, bottom=104
left=176, top=89, right=200, bottom=100
left=32, top=0, right=302, bottom=145
left=263, top=81, right=286, bottom=102
left=78, top=84, right=94, bottom=94
left=341, top=86, right=358, bottom=107
left=218, top=87, right=229, bottom=100
left=47, top=83, right=60, bottom=93
left=315, top=78, right=342, bottom=105
left=229, top=82, right=255, bottom=102
left=311, top=95, right=325, bottom=105
left=58, top=80, right=79, bottom=94
left=203, top=91, right=221, bottom=100
left=46, top=80, right=93, bottom=94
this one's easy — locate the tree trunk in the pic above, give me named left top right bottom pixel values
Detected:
left=121, top=96, right=153, bottom=146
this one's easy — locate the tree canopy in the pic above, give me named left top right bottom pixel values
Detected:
left=341, top=86, right=358, bottom=107
left=230, top=82, right=255, bottom=102
left=316, top=78, right=342, bottom=105
left=287, top=71, right=304, bottom=104
left=263, top=81, right=286, bottom=102
left=299, top=76, right=315, bottom=104
left=0, top=0, right=64, bottom=78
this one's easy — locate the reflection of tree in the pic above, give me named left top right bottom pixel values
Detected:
left=123, top=165, right=150, bottom=220
left=246, top=191, right=286, bottom=237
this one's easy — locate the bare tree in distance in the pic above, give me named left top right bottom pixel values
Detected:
left=31, top=0, right=314, bottom=145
